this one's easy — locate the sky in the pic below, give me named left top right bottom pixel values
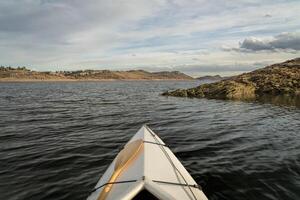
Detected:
left=0, top=0, right=299, bottom=76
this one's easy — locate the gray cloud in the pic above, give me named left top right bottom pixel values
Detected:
left=0, top=0, right=163, bottom=66
left=0, top=0, right=150, bottom=42
left=271, top=33, right=300, bottom=50
left=240, top=38, right=272, bottom=51
left=264, top=14, right=272, bottom=18
left=239, top=32, right=300, bottom=51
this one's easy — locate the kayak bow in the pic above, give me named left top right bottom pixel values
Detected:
left=87, top=125, right=208, bottom=200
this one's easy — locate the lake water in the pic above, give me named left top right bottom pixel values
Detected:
left=0, top=81, right=299, bottom=200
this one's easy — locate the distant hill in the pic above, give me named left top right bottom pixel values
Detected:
left=196, top=75, right=225, bottom=81
left=0, top=67, right=194, bottom=81
left=163, top=58, right=300, bottom=100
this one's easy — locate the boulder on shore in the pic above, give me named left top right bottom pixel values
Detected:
left=162, top=58, right=300, bottom=100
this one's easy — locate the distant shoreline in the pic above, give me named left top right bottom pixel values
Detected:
left=0, top=78, right=195, bottom=82
left=0, top=67, right=195, bottom=81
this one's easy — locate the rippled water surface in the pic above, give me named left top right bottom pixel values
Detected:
left=0, top=81, right=299, bottom=200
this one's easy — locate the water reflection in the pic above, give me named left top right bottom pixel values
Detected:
left=255, top=95, right=300, bottom=108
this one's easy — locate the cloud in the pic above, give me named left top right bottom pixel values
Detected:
left=240, top=38, right=273, bottom=51
left=271, top=32, right=300, bottom=50
left=264, top=14, right=272, bottom=18
left=238, top=32, right=300, bottom=51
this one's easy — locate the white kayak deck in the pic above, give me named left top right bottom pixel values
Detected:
left=87, top=125, right=208, bottom=200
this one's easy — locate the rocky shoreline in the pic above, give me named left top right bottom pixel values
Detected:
left=162, top=58, right=300, bottom=100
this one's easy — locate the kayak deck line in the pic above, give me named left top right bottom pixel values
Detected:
left=144, top=125, right=199, bottom=200
left=117, top=140, right=167, bottom=151
left=90, top=177, right=202, bottom=194
left=90, top=180, right=138, bottom=193
left=143, top=140, right=167, bottom=147
left=116, top=141, right=167, bottom=153
left=152, top=180, right=201, bottom=189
